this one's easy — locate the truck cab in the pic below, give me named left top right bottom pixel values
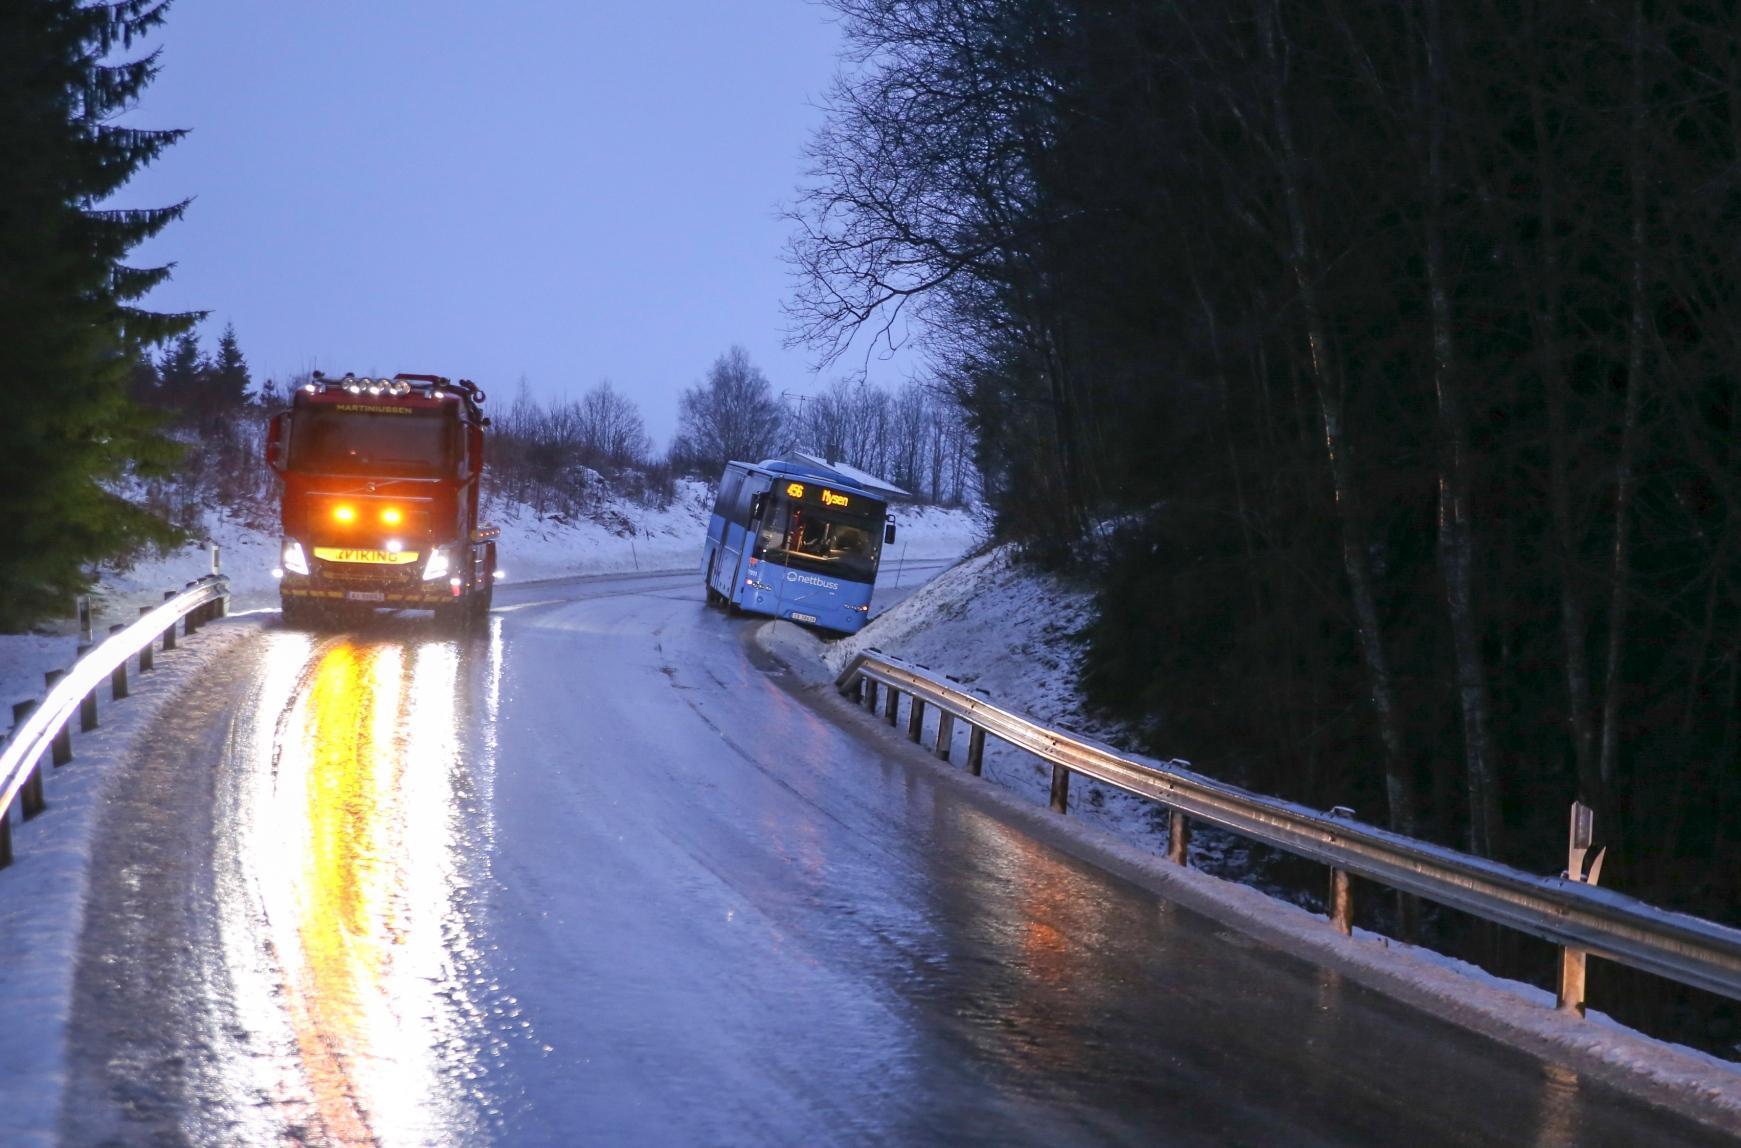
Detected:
left=267, top=372, right=498, bottom=628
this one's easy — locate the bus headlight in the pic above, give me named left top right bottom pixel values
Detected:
left=422, top=547, right=451, bottom=581
left=282, top=540, right=310, bottom=576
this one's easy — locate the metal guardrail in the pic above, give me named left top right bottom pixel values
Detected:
left=836, top=649, right=1741, bottom=1012
left=0, top=574, right=230, bottom=868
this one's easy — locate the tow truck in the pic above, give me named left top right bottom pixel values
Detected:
left=266, top=371, right=499, bottom=628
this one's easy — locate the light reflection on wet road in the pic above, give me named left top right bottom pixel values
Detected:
left=57, top=569, right=1740, bottom=1146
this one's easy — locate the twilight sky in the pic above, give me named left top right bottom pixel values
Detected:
left=116, top=0, right=908, bottom=447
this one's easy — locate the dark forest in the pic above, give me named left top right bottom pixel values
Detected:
left=791, top=0, right=1741, bottom=1046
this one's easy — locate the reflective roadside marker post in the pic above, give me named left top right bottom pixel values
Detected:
left=1558, top=800, right=1605, bottom=1018
left=77, top=595, right=92, bottom=643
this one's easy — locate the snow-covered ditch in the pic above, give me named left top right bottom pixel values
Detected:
left=772, top=544, right=1741, bottom=1128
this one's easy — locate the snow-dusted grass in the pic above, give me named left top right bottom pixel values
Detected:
left=807, top=542, right=1741, bottom=1125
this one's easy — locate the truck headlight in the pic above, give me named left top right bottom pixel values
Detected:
left=282, top=540, right=310, bottom=576
left=422, top=547, right=450, bottom=581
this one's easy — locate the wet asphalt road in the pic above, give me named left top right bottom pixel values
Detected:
left=57, top=567, right=1738, bottom=1146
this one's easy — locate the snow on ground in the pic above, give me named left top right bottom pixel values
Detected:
left=0, top=616, right=260, bottom=1148
left=803, top=541, right=1741, bottom=1122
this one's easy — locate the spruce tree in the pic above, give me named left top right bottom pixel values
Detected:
left=0, top=1, right=199, bottom=629
left=208, top=321, right=250, bottom=414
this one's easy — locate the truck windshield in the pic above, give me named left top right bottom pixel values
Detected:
left=290, top=408, right=455, bottom=477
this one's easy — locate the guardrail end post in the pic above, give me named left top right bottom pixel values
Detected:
left=1049, top=764, right=1070, bottom=813
left=884, top=687, right=900, bottom=726
left=907, top=697, right=925, bottom=743
left=43, top=672, right=71, bottom=766
left=967, top=726, right=986, bottom=776
left=935, top=711, right=955, bottom=761
left=109, top=623, right=129, bottom=699
left=1329, top=867, right=1353, bottom=936
left=1168, top=810, right=1190, bottom=865
left=161, top=591, right=177, bottom=651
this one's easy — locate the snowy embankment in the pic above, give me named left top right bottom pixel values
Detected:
left=797, top=543, right=1741, bottom=1127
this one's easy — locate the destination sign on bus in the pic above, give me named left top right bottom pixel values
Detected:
left=784, top=482, right=855, bottom=510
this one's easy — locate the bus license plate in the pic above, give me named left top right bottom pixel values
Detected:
left=346, top=590, right=385, bottom=602
left=790, top=612, right=816, bottom=624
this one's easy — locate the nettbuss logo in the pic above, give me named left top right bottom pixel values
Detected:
left=787, top=571, right=840, bottom=590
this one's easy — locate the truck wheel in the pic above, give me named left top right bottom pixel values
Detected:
left=281, top=597, right=320, bottom=630
left=433, top=600, right=468, bottom=632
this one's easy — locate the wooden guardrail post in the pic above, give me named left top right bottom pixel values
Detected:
left=907, top=696, right=925, bottom=743
left=13, top=700, right=45, bottom=817
left=0, top=792, right=11, bottom=868
left=77, top=642, right=97, bottom=731
left=137, top=606, right=155, bottom=671
left=109, top=624, right=129, bottom=699
left=1330, top=868, right=1354, bottom=935
left=935, top=711, right=954, bottom=761
left=1558, top=801, right=1605, bottom=1018
left=44, top=672, right=71, bottom=766
left=966, top=727, right=986, bottom=776
left=1168, top=810, right=1190, bottom=865
left=1049, top=764, right=1070, bottom=813
left=884, top=686, right=899, bottom=726
left=183, top=583, right=200, bottom=636
left=863, top=678, right=878, bottom=712
left=1328, top=806, right=1357, bottom=935
left=161, top=591, right=177, bottom=650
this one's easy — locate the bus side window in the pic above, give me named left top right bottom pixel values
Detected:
left=714, top=471, right=743, bottom=520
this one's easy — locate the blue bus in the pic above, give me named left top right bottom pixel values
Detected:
left=701, top=458, right=897, bottom=634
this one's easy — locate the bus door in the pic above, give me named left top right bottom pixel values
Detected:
left=720, top=473, right=770, bottom=601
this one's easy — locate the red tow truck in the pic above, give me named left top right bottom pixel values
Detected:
left=266, top=371, right=499, bottom=628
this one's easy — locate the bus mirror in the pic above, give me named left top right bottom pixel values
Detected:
left=884, top=522, right=897, bottom=545
left=266, top=413, right=288, bottom=473
left=750, top=493, right=767, bottom=521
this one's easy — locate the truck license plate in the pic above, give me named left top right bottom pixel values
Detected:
left=789, top=612, right=817, bottom=624
left=346, top=590, right=386, bottom=602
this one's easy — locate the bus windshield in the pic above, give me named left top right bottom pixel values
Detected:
left=756, top=499, right=881, bottom=582
left=290, top=408, right=455, bottom=477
